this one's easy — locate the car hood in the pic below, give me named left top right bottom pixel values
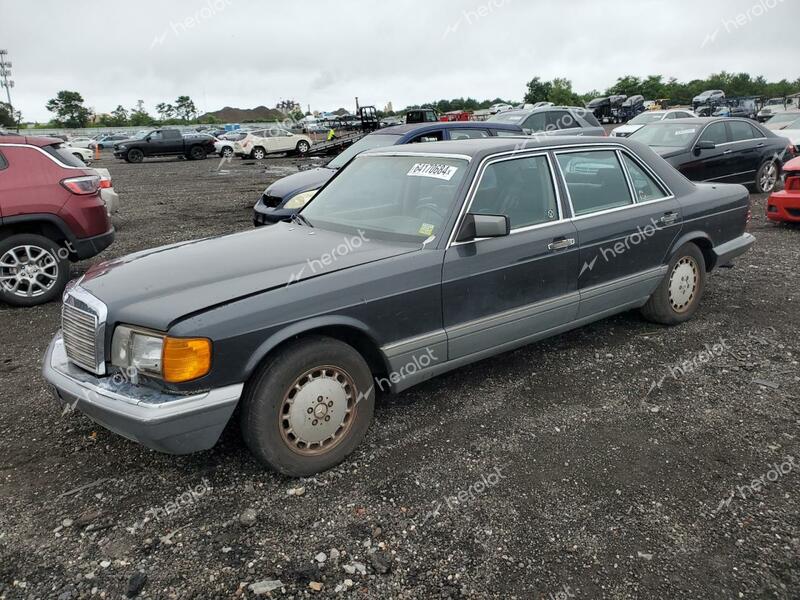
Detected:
left=264, top=166, right=336, bottom=200
left=78, top=222, right=420, bottom=331
left=613, top=124, right=644, bottom=135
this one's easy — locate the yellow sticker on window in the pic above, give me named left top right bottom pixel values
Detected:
left=418, top=223, right=435, bottom=236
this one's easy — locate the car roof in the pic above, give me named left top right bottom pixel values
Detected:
left=361, top=135, right=637, bottom=162
left=494, top=106, right=585, bottom=118
left=378, top=121, right=522, bottom=136
left=0, top=135, right=63, bottom=147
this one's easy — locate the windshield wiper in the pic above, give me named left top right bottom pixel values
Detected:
left=293, top=213, right=314, bottom=228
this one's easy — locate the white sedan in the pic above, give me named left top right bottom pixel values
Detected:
left=234, top=128, right=313, bottom=159
left=67, top=136, right=95, bottom=149
left=64, top=143, right=93, bottom=165
left=611, top=109, right=697, bottom=138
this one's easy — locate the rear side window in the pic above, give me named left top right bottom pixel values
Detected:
left=621, top=154, right=668, bottom=202
left=728, top=121, right=761, bottom=141
left=493, top=129, right=524, bottom=137
left=0, top=151, right=7, bottom=169
left=163, top=130, right=182, bottom=139
left=470, top=156, right=559, bottom=229
left=699, top=122, right=729, bottom=145
left=578, top=109, right=601, bottom=127
left=449, top=128, right=489, bottom=140
left=547, top=110, right=580, bottom=130
left=557, top=150, right=633, bottom=216
left=42, top=144, right=86, bottom=167
left=409, top=131, right=444, bottom=143
left=522, top=112, right=546, bottom=132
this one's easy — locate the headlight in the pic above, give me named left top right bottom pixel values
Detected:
left=117, top=144, right=126, bottom=150
left=111, top=325, right=211, bottom=383
left=284, top=189, right=318, bottom=210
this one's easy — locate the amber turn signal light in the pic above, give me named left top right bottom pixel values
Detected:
left=162, top=337, right=212, bottom=383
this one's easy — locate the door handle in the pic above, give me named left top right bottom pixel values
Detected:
left=658, top=212, right=678, bottom=225
left=722, top=149, right=733, bottom=155
left=548, top=237, right=575, bottom=251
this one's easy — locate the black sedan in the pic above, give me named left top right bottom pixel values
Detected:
left=629, top=117, right=794, bottom=193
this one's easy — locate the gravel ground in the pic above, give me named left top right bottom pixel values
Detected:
left=1, top=150, right=799, bottom=600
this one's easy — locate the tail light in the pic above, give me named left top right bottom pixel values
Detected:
left=61, top=175, right=100, bottom=195
left=99, top=178, right=112, bottom=189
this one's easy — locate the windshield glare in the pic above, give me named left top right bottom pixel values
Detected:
left=630, top=123, right=698, bottom=147
left=629, top=112, right=665, bottom=124
left=327, top=134, right=401, bottom=169
left=302, top=155, right=468, bottom=242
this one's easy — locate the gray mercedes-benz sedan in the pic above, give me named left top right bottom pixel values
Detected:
left=44, top=136, right=754, bottom=476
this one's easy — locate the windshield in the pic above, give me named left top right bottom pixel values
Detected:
left=629, top=112, right=665, bottom=124
left=326, top=134, right=401, bottom=169
left=302, top=155, right=468, bottom=242
left=630, top=123, right=699, bottom=147
left=767, top=112, right=800, bottom=124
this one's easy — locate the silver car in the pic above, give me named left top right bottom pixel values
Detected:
left=488, top=106, right=605, bottom=137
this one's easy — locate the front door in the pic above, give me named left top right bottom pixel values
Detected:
left=442, top=153, right=579, bottom=359
left=683, top=121, right=732, bottom=182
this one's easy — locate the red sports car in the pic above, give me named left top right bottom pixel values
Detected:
left=767, top=157, right=800, bottom=223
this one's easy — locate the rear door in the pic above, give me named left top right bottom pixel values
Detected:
left=726, top=120, right=764, bottom=183
left=161, top=129, right=184, bottom=154
left=442, top=153, right=579, bottom=359
left=554, top=148, right=681, bottom=318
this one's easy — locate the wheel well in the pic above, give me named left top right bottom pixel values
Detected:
left=0, top=221, right=68, bottom=246
left=249, top=326, right=389, bottom=382
left=687, top=237, right=715, bottom=271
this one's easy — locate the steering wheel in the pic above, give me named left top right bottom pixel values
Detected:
left=416, top=202, right=447, bottom=221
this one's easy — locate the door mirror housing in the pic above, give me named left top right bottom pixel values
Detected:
left=145, top=136, right=151, bottom=142
left=456, top=213, right=510, bottom=242
left=694, top=140, right=716, bottom=155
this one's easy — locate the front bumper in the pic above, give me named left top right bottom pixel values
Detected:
left=766, top=190, right=800, bottom=223
left=712, top=232, right=756, bottom=267
left=252, top=197, right=298, bottom=227
left=42, top=333, right=242, bottom=454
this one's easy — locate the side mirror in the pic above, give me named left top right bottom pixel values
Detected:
left=456, top=213, right=510, bottom=242
left=145, top=136, right=151, bottom=142
left=694, top=140, right=715, bottom=155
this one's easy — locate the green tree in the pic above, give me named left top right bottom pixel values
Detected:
left=129, top=100, right=154, bottom=126
left=45, top=90, right=91, bottom=128
left=155, top=102, right=175, bottom=121
left=0, top=102, right=16, bottom=128
left=174, top=95, right=197, bottom=121
left=524, top=77, right=553, bottom=104
left=110, top=105, right=129, bottom=126
left=548, top=78, right=582, bottom=106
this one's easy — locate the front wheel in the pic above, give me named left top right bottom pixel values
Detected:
left=126, top=148, right=144, bottom=163
left=0, top=234, right=70, bottom=307
left=640, top=243, right=706, bottom=325
left=251, top=147, right=267, bottom=160
left=240, top=336, right=375, bottom=477
left=296, top=140, right=310, bottom=155
left=220, top=146, right=233, bottom=158
left=755, top=160, right=779, bottom=193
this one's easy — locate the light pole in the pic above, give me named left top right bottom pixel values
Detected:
left=0, top=49, right=16, bottom=131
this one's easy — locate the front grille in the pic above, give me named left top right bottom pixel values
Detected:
left=61, top=285, right=107, bottom=374
left=263, top=194, right=283, bottom=208
left=787, top=207, right=800, bottom=217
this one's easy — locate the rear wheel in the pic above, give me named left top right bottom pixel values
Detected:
left=755, top=160, right=779, bottom=193
left=126, top=148, right=144, bottom=163
left=240, top=336, right=375, bottom=477
left=251, top=147, right=267, bottom=160
left=188, top=145, right=207, bottom=160
left=220, top=146, right=233, bottom=158
left=641, top=242, right=706, bottom=325
left=0, top=234, right=70, bottom=307
left=296, top=140, right=310, bottom=155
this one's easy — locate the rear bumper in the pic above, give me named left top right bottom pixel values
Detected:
left=42, top=333, right=242, bottom=454
left=73, top=227, right=115, bottom=260
left=713, top=232, right=755, bottom=266
left=766, top=190, right=800, bottom=223
left=100, top=188, right=120, bottom=216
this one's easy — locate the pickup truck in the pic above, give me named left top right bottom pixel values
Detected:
left=44, top=136, right=754, bottom=477
left=112, top=129, right=216, bottom=163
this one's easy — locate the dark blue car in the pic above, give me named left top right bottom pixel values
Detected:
left=252, top=121, right=524, bottom=225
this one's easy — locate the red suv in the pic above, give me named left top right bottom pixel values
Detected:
left=0, top=135, right=114, bottom=306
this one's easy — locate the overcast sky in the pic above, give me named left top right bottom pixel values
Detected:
left=0, top=0, right=797, bottom=122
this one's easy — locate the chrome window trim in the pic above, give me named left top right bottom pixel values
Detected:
left=616, top=148, right=672, bottom=204
left=0, top=142, right=89, bottom=171
left=362, top=151, right=472, bottom=162
left=693, top=119, right=767, bottom=150
left=448, top=151, right=565, bottom=248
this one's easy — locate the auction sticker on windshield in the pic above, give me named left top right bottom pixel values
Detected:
left=407, top=163, right=459, bottom=180
left=675, top=128, right=698, bottom=136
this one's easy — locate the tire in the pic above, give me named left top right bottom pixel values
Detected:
left=296, top=140, right=310, bottom=155
left=126, top=148, right=144, bottom=163
left=754, top=159, right=779, bottom=193
left=0, top=234, right=70, bottom=307
left=240, top=335, right=375, bottom=477
left=188, top=145, right=207, bottom=160
left=220, top=146, right=233, bottom=158
left=641, top=242, right=706, bottom=325
left=251, top=147, right=267, bottom=160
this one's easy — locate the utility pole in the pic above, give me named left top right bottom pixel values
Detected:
left=0, top=49, right=16, bottom=131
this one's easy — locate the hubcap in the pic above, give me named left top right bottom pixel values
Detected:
left=0, top=245, right=59, bottom=298
left=760, top=163, right=777, bottom=192
left=279, top=366, right=357, bottom=456
left=668, top=256, right=698, bottom=313
left=254, top=149, right=265, bottom=159
left=299, top=142, right=308, bottom=152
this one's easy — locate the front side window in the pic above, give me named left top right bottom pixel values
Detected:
left=699, top=122, right=728, bottom=145
left=302, top=155, right=468, bottom=241
left=547, top=110, right=580, bottom=130
left=621, top=154, right=667, bottom=202
left=557, top=150, right=633, bottom=216
left=410, top=131, right=443, bottom=143
left=470, top=156, right=559, bottom=229
left=0, top=150, right=7, bottom=169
